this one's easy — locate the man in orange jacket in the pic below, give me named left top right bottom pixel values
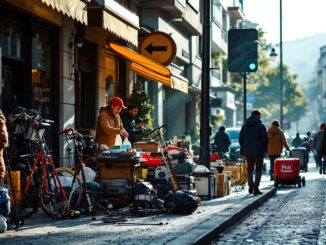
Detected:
left=95, top=97, right=129, bottom=151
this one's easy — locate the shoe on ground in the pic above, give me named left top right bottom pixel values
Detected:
left=248, top=186, right=254, bottom=194
left=253, top=188, right=263, bottom=195
left=270, top=175, right=274, bottom=181
left=320, top=168, right=322, bottom=175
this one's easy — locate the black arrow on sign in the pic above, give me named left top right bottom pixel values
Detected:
left=145, top=43, right=168, bottom=54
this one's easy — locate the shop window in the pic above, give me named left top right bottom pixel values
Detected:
left=32, top=31, right=47, bottom=70
left=104, top=54, right=117, bottom=102
left=0, top=22, right=22, bottom=59
left=31, top=26, right=53, bottom=120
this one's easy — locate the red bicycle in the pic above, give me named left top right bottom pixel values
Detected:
left=17, top=113, right=77, bottom=219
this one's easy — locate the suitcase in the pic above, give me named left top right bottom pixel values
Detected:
left=274, top=158, right=305, bottom=187
left=290, top=147, right=307, bottom=172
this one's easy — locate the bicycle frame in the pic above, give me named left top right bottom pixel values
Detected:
left=148, top=125, right=178, bottom=189
left=61, top=128, right=95, bottom=214
left=23, top=149, right=68, bottom=203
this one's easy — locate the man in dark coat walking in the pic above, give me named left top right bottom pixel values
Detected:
left=239, top=110, right=268, bottom=195
left=213, top=125, right=231, bottom=156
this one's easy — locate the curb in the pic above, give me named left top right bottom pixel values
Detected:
left=193, top=187, right=277, bottom=245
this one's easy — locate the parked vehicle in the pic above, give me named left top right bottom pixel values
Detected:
left=226, top=128, right=241, bottom=160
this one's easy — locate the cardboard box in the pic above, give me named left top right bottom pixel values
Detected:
left=214, top=173, right=227, bottom=197
left=5, top=171, right=22, bottom=203
left=223, top=171, right=235, bottom=185
left=240, top=163, right=248, bottom=184
left=133, top=142, right=160, bottom=153
left=224, top=166, right=241, bottom=185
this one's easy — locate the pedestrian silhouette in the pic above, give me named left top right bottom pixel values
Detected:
left=213, top=125, right=231, bottom=157
left=239, top=110, right=268, bottom=195
left=291, top=133, right=303, bottom=148
left=267, top=120, right=290, bottom=181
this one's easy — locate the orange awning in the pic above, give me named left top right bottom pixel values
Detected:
left=106, top=40, right=171, bottom=86
left=131, top=63, right=171, bottom=87
left=106, top=40, right=188, bottom=93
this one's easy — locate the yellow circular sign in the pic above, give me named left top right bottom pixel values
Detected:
left=139, top=32, right=176, bottom=66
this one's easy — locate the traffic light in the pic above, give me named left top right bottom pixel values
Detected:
left=228, top=29, right=258, bottom=73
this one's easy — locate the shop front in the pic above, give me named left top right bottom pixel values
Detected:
left=0, top=0, right=89, bottom=164
left=0, top=2, right=60, bottom=152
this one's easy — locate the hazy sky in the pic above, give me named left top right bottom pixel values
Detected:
left=243, top=0, right=326, bottom=44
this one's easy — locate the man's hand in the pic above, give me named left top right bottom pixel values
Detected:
left=136, top=122, right=144, bottom=128
left=120, top=130, right=129, bottom=138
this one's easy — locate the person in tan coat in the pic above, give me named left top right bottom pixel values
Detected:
left=0, top=110, right=8, bottom=181
left=268, top=120, right=290, bottom=180
left=95, top=97, right=129, bottom=151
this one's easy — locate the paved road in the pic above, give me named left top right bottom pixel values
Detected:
left=212, top=162, right=326, bottom=244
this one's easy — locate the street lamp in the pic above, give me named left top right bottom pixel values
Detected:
left=279, top=0, right=284, bottom=129
left=269, top=0, right=283, bottom=129
left=269, top=48, right=277, bottom=61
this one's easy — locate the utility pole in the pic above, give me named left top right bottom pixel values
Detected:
left=280, top=0, right=284, bottom=129
left=200, top=0, right=211, bottom=168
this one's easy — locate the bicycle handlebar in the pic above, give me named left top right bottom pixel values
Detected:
left=57, top=128, right=83, bottom=139
left=147, top=124, right=168, bottom=136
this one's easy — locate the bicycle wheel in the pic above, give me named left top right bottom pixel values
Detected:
left=40, top=167, right=82, bottom=217
left=11, top=163, right=38, bottom=218
left=56, top=167, right=83, bottom=209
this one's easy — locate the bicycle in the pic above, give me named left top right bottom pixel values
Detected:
left=147, top=124, right=178, bottom=189
left=13, top=111, right=78, bottom=219
left=56, top=128, right=96, bottom=215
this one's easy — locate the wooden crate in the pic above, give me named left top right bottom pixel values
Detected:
left=97, top=159, right=141, bottom=181
left=133, top=142, right=159, bottom=153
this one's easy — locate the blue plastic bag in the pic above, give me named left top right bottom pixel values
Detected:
left=0, top=184, right=11, bottom=216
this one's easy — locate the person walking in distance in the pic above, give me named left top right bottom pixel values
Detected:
left=213, top=125, right=231, bottom=157
left=267, top=120, right=290, bottom=181
left=321, top=127, right=326, bottom=169
left=313, top=123, right=326, bottom=174
left=291, top=133, right=303, bottom=148
left=239, top=110, right=268, bottom=195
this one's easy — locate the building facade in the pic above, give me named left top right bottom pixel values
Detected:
left=0, top=0, right=247, bottom=164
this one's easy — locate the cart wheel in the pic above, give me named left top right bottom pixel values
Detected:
left=15, top=217, right=24, bottom=228
left=302, top=177, right=306, bottom=187
left=298, top=177, right=302, bottom=188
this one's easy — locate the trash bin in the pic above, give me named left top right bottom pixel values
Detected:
left=290, top=147, right=307, bottom=172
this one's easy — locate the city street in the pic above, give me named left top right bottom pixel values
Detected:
left=212, top=161, right=326, bottom=244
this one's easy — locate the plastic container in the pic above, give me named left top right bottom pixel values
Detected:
left=121, top=138, right=132, bottom=151
left=143, top=158, right=161, bottom=166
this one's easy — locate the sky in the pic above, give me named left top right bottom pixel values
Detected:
left=243, top=0, right=326, bottom=44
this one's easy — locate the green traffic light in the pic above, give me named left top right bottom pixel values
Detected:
left=249, top=63, right=257, bottom=71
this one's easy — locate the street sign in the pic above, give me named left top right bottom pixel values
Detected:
left=139, top=32, right=176, bottom=66
left=246, top=103, right=253, bottom=111
left=246, top=92, right=256, bottom=104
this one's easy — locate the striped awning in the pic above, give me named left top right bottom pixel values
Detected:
left=40, top=0, right=88, bottom=24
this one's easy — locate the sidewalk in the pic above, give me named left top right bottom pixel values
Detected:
left=1, top=175, right=275, bottom=245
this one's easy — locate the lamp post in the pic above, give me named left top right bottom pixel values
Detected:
left=269, top=0, right=283, bottom=129
left=279, top=0, right=284, bottom=129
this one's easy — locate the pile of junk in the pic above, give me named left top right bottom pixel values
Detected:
left=94, top=125, right=201, bottom=216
